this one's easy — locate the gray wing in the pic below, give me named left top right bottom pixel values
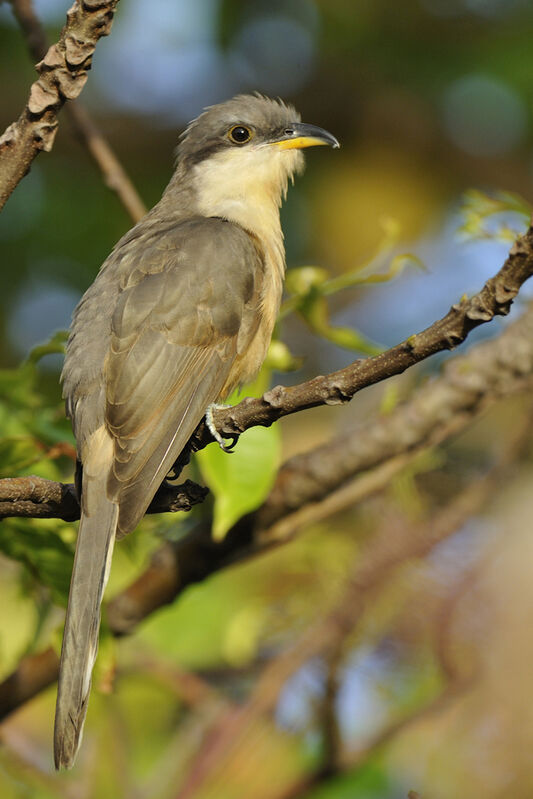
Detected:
left=102, top=217, right=263, bottom=537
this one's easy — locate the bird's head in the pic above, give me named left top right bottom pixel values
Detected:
left=172, top=94, right=339, bottom=235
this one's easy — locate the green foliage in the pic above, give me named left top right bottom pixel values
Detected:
left=459, top=189, right=531, bottom=243
left=196, top=368, right=281, bottom=541
left=0, top=334, right=75, bottom=604
left=280, top=218, right=424, bottom=356
left=0, top=361, right=39, bottom=412
left=0, top=519, right=73, bottom=607
left=2, top=0, right=533, bottom=793
left=197, top=422, right=281, bottom=541
left=307, top=762, right=392, bottom=799
left=0, top=336, right=72, bottom=460
left=26, top=329, right=68, bottom=364
left=0, top=437, right=43, bottom=477
left=379, top=383, right=401, bottom=416
left=265, top=338, right=304, bottom=372
left=390, top=449, right=446, bottom=519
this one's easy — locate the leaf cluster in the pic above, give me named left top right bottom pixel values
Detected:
left=0, top=334, right=75, bottom=606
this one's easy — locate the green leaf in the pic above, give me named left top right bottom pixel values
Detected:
left=284, top=265, right=329, bottom=296
left=299, top=290, right=382, bottom=355
left=0, top=437, right=43, bottom=476
left=196, top=423, right=281, bottom=541
left=459, top=189, right=531, bottom=242
left=265, top=339, right=304, bottom=372
left=279, top=219, right=423, bottom=356
left=0, top=362, right=38, bottom=407
left=0, top=519, right=74, bottom=605
left=379, top=383, right=401, bottom=415
left=363, top=251, right=426, bottom=283
left=27, top=329, right=68, bottom=364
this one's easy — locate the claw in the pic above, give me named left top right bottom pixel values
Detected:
left=205, top=403, right=239, bottom=452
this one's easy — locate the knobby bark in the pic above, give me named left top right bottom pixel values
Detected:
left=2, top=226, right=533, bottom=525
left=8, top=0, right=147, bottom=222
left=1, top=292, right=533, bottom=720
left=1, top=6, right=532, bottom=793
left=90, top=299, right=533, bottom=634
left=0, top=476, right=207, bottom=521
left=0, top=0, right=121, bottom=211
left=204, top=225, right=533, bottom=442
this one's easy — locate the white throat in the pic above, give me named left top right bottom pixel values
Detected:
left=192, top=146, right=303, bottom=245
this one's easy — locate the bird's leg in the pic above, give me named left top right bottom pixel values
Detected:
left=205, top=403, right=240, bottom=452
left=167, top=441, right=193, bottom=479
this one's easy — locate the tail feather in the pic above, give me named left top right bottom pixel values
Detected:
left=53, top=468, right=118, bottom=770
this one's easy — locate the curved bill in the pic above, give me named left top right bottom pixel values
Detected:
left=271, top=122, right=340, bottom=150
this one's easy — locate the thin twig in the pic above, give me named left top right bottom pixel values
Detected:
left=66, top=103, right=147, bottom=222
left=0, top=380, right=529, bottom=726
left=1, top=298, right=532, bottom=654
left=8, top=0, right=146, bottom=222
left=1, top=243, right=533, bottom=720
left=0, top=0, right=121, bottom=211
left=203, top=226, right=533, bottom=444
left=2, top=232, right=533, bottom=524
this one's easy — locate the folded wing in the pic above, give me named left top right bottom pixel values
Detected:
left=104, top=216, right=264, bottom=536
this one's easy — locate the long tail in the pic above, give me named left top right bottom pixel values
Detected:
left=54, top=432, right=118, bottom=770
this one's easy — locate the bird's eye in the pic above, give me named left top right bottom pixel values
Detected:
left=228, top=125, right=252, bottom=144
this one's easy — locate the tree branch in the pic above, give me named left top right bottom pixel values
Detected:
left=0, top=476, right=208, bottom=520
left=280, top=562, right=484, bottom=799
left=89, top=298, right=533, bottom=636
left=0, top=376, right=530, bottom=723
left=66, top=102, right=147, bottom=222
left=2, top=228, right=533, bottom=524
left=8, top=0, right=147, bottom=223
left=1, top=231, right=532, bottom=719
left=0, top=0, right=121, bottom=212
left=258, top=298, right=533, bottom=532
left=171, top=429, right=518, bottom=799
left=203, top=225, right=533, bottom=443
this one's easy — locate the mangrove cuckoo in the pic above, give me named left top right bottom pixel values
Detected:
left=55, top=94, right=339, bottom=769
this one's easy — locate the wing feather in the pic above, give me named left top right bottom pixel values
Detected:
left=99, top=217, right=264, bottom=537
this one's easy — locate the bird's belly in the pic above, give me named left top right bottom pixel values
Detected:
left=220, top=326, right=271, bottom=398
left=220, top=239, right=284, bottom=399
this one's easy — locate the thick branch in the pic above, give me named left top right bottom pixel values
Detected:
left=0, top=0, right=121, bottom=212
left=169, top=438, right=513, bottom=799
left=1, top=322, right=531, bottom=720
left=258, top=299, right=533, bottom=530
left=0, top=476, right=207, bottom=520
left=0, top=232, right=532, bottom=713
left=9, top=0, right=146, bottom=223
left=203, top=226, right=533, bottom=442
left=104, top=298, right=533, bottom=634
left=2, top=230, right=533, bottom=524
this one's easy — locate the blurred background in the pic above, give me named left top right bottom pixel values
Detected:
left=1, top=0, right=533, bottom=797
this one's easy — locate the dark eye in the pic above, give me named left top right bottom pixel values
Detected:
left=229, top=125, right=252, bottom=144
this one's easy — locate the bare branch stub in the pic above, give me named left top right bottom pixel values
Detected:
left=0, top=0, right=121, bottom=211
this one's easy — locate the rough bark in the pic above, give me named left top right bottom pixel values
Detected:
left=0, top=0, right=121, bottom=211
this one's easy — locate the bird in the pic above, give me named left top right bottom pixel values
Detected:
left=54, top=93, right=339, bottom=769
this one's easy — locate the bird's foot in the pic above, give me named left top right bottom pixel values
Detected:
left=205, top=403, right=239, bottom=453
